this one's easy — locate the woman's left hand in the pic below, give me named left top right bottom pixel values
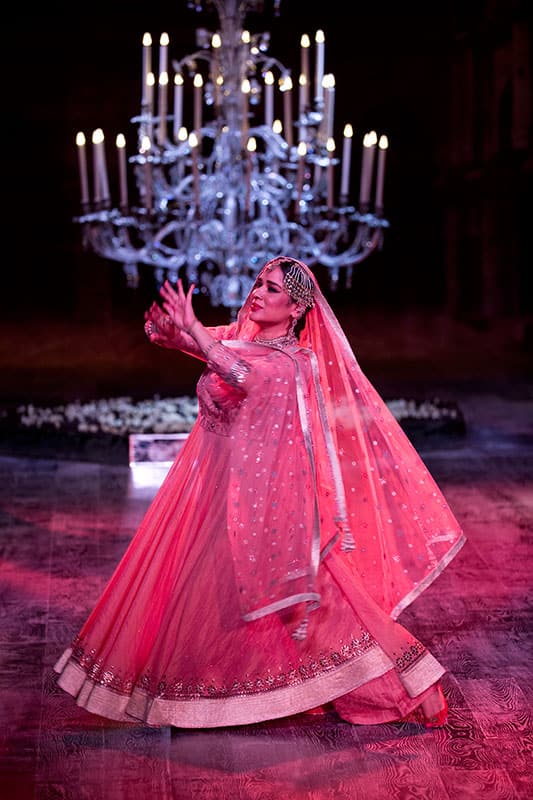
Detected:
left=160, top=279, right=197, bottom=333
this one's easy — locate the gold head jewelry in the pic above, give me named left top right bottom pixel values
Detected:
left=269, top=258, right=315, bottom=309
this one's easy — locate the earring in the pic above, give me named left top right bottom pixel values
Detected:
left=289, top=316, right=297, bottom=334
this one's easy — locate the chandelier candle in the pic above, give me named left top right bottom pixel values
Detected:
left=298, top=74, right=307, bottom=140
left=241, top=78, right=251, bottom=141
left=245, top=136, right=256, bottom=216
left=157, top=33, right=170, bottom=145
left=359, top=130, right=378, bottom=208
left=375, top=135, right=389, bottom=210
left=282, top=75, right=293, bottom=148
left=75, top=132, right=89, bottom=205
left=140, top=136, right=152, bottom=212
left=211, top=32, right=222, bottom=108
left=141, top=33, right=152, bottom=109
left=116, top=134, right=129, bottom=211
left=146, top=72, right=155, bottom=137
left=295, top=141, right=307, bottom=215
left=300, top=34, right=310, bottom=107
left=314, top=29, right=325, bottom=105
left=91, top=130, right=102, bottom=205
left=327, top=137, right=335, bottom=210
left=340, top=124, right=353, bottom=200
left=91, top=128, right=110, bottom=206
left=325, top=75, right=335, bottom=140
left=264, top=70, right=274, bottom=128
left=189, top=132, right=201, bottom=214
left=173, top=73, right=184, bottom=140
left=193, top=73, right=203, bottom=133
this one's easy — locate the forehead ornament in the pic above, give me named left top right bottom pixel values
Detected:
left=277, top=260, right=315, bottom=309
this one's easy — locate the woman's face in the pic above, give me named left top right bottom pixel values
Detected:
left=248, top=266, right=298, bottom=328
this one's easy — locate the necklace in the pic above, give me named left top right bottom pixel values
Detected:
left=253, top=332, right=298, bottom=349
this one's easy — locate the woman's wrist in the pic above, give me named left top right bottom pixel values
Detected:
left=187, top=319, right=200, bottom=337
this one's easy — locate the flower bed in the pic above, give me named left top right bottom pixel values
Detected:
left=0, top=394, right=465, bottom=464
left=16, top=395, right=199, bottom=436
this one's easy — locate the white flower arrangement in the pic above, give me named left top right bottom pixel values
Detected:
left=386, top=398, right=459, bottom=422
left=14, top=395, right=460, bottom=437
left=16, top=396, right=199, bottom=436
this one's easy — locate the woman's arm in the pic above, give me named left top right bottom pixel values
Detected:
left=159, top=279, right=254, bottom=387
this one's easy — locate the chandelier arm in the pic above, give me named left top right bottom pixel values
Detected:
left=172, top=51, right=218, bottom=74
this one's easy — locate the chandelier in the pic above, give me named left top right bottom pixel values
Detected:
left=74, top=0, right=389, bottom=311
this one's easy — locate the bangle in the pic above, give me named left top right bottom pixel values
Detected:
left=204, top=339, right=219, bottom=359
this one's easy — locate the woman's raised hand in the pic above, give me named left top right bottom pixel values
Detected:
left=160, top=279, right=198, bottom=333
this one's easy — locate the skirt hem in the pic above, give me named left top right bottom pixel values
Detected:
left=54, top=645, right=445, bottom=728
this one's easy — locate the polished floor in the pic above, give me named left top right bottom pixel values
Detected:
left=1, top=378, right=532, bottom=799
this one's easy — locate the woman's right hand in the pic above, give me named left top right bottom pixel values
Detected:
left=144, top=302, right=179, bottom=348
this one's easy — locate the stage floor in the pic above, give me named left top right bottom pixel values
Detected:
left=1, top=381, right=532, bottom=799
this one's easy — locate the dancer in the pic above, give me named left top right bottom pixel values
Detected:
left=54, top=256, right=466, bottom=728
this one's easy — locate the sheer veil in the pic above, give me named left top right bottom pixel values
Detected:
left=229, top=257, right=465, bottom=622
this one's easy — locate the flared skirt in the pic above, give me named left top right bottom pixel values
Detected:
left=54, top=423, right=454, bottom=727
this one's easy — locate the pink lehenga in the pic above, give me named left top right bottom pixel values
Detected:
left=54, top=258, right=466, bottom=728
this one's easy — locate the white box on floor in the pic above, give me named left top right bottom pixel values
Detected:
left=128, top=432, right=190, bottom=466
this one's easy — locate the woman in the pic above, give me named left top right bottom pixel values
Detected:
left=54, top=256, right=466, bottom=728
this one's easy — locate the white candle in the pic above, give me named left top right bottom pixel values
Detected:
left=314, top=30, right=325, bottom=105
left=92, top=128, right=110, bottom=204
left=326, top=74, right=335, bottom=140
left=264, top=70, right=274, bottom=128
left=116, top=134, right=128, bottom=210
left=157, top=32, right=169, bottom=145
left=173, top=73, right=183, bottom=140
left=140, top=135, right=152, bottom=211
left=211, top=32, right=222, bottom=108
left=157, top=71, right=169, bottom=145
left=273, top=118, right=283, bottom=136
left=193, top=73, right=203, bottom=133
left=241, top=78, right=251, bottom=141
left=91, top=130, right=101, bottom=204
left=215, top=74, right=224, bottom=110
left=141, top=32, right=152, bottom=108
left=99, top=133, right=110, bottom=203
left=295, top=140, right=307, bottom=215
left=146, top=72, right=155, bottom=138
left=245, top=136, right=256, bottom=216
left=359, top=130, right=377, bottom=206
left=300, top=34, right=310, bottom=107
left=159, top=32, right=169, bottom=77
left=340, top=123, right=353, bottom=198
left=281, top=75, right=293, bottom=148
left=188, top=132, right=201, bottom=213
left=375, top=134, right=389, bottom=209
left=298, top=74, right=307, bottom=142
left=75, top=132, right=89, bottom=204
left=327, top=136, right=335, bottom=210
left=319, top=74, right=335, bottom=144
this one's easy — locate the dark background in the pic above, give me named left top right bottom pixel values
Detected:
left=2, top=0, right=532, bottom=405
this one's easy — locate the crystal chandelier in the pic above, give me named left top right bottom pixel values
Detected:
left=74, top=0, right=389, bottom=311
